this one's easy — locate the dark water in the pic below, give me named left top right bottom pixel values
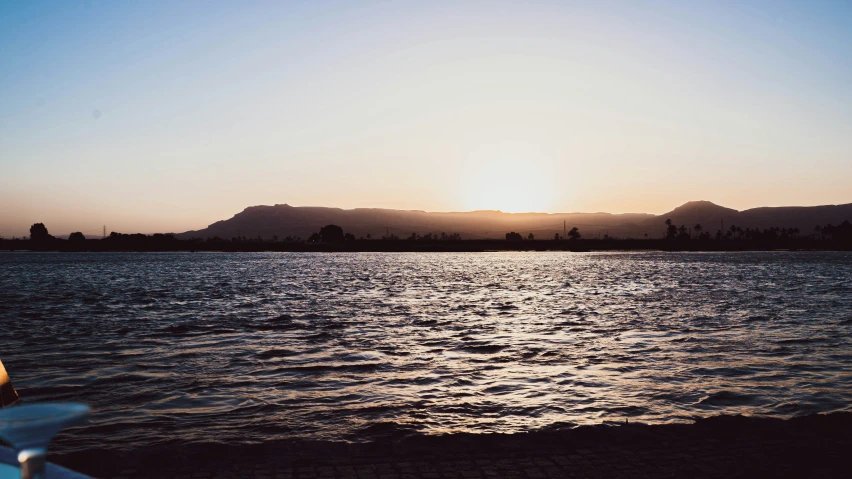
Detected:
left=1, top=252, right=851, bottom=455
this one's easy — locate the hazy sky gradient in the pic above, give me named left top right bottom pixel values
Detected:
left=2, top=0, right=851, bottom=236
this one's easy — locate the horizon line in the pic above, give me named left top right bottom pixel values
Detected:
left=5, top=199, right=852, bottom=238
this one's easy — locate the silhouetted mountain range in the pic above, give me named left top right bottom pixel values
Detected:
left=178, top=201, right=852, bottom=240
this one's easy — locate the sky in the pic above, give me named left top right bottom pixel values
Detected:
left=2, top=0, right=851, bottom=237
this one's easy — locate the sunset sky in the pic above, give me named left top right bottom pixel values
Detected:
left=2, top=0, right=851, bottom=237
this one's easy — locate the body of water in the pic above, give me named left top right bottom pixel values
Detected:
left=1, top=252, right=851, bottom=455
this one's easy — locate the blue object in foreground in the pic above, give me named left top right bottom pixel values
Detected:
left=0, top=404, right=92, bottom=479
left=0, top=447, right=90, bottom=479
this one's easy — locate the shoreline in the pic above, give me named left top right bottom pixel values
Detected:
left=4, top=237, right=852, bottom=253
left=2, top=243, right=851, bottom=253
left=53, top=412, right=851, bottom=478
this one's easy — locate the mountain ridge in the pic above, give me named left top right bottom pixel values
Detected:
left=179, top=201, right=852, bottom=240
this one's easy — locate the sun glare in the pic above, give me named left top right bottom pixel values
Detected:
left=458, top=144, right=558, bottom=213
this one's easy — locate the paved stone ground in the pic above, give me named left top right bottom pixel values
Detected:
left=56, top=413, right=851, bottom=479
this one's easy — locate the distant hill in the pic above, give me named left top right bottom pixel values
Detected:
left=639, top=201, right=852, bottom=237
left=179, top=201, right=852, bottom=240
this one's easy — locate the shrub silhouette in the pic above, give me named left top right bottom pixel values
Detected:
left=68, top=232, right=86, bottom=242
left=822, top=220, right=852, bottom=241
left=505, top=232, right=523, bottom=241
left=319, top=225, right=344, bottom=242
left=29, top=223, right=52, bottom=242
left=567, top=227, right=581, bottom=240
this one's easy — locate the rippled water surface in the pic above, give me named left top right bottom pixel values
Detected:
left=2, top=252, right=851, bottom=454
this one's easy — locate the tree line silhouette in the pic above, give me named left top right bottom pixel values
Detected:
left=2, top=220, right=850, bottom=252
left=661, top=218, right=852, bottom=241
left=507, top=227, right=581, bottom=241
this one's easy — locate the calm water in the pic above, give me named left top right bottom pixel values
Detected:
left=2, top=252, right=851, bottom=454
